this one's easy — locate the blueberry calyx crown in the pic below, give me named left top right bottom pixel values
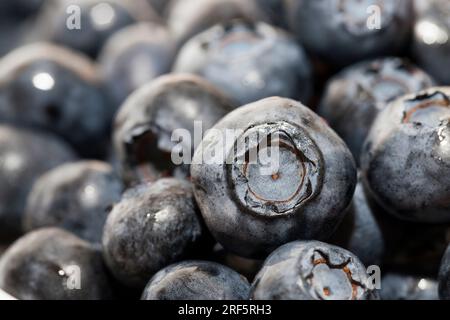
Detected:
left=301, top=250, right=367, bottom=300
left=402, top=90, right=450, bottom=126
left=227, top=121, right=324, bottom=217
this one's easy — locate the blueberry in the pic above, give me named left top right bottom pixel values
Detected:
left=102, top=178, right=210, bottom=288
left=438, top=244, right=450, bottom=300
left=23, top=161, right=123, bottom=244
left=330, top=176, right=384, bottom=266
left=251, top=241, right=378, bottom=300
left=380, top=273, right=439, bottom=300
left=0, top=125, right=76, bottom=243
left=318, top=58, right=435, bottom=163
left=141, top=260, right=250, bottom=300
left=413, top=0, right=450, bottom=84
left=99, top=22, right=176, bottom=110
left=0, top=43, right=111, bottom=158
left=31, top=0, right=160, bottom=57
left=173, top=20, right=313, bottom=105
left=0, top=228, right=113, bottom=300
left=285, top=0, right=413, bottom=67
left=113, top=74, right=234, bottom=184
left=191, top=97, right=357, bottom=258
left=167, top=0, right=269, bottom=47
left=361, top=87, right=450, bottom=223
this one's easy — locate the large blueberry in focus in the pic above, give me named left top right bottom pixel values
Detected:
left=99, top=22, right=176, bottom=111
left=24, top=161, right=123, bottom=244
left=0, top=43, right=111, bottom=157
left=318, top=58, right=435, bottom=163
left=191, top=97, right=357, bottom=259
left=0, top=125, right=77, bottom=243
left=30, top=0, right=159, bottom=57
left=173, top=20, right=312, bottom=105
left=285, top=0, right=413, bottom=67
left=103, top=178, right=209, bottom=288
left=413, top=0, right=450, bottom=85
left=141, top=260, right=250, bottom=300
left=0, top=228, right=113, bottom=300
left=361, top=87, right=450, bottom=223
left=167, top=0, right=269, bottom=47
left=251, top=241, right=378, bottom=300
left=113, top=74, right=234, bottom=184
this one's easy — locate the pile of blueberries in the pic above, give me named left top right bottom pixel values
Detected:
left=0, top=0, right=450, bottom=301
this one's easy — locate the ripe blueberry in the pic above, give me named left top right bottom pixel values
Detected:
left=99, top=22, right=176, bottom=110
left=0, top=228, right=113, bottom=300
left=24, top=161, right=123, bottom=244
left=318, top=57, right=435, bottom=162
left=0, top=43, right=111, bottom=157
left=0, top=125, right=76, bottom=243
left=113, top=74, right=234, bottom=184
left=174, top=20, right=312, bottom=105
left=285, top=0, right=413, bottom=66
left=361, top=87, right=450, bottom=223
left=102, top=178, right=209, bottom=288
left=141, top=260, right=250, bottom=300
left=31, top=0, right=160, bottom=57
left=191, top=97, right=357, bottom=258
left=251, top=241, right=378, bottom=300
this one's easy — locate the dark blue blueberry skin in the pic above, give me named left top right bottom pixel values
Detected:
left=103, top=178, right=211, bottom=288
left=24, top=161, right=123, bottom=244
left=336, top=176, right=450, bottom=275
left=330, top=177, right=384, bottom=267
left=361, top=87, right=450, bottom=223
left=174, top=20, right=313, bottom=105
left=285, top=0, right=413, bottom=67
left=167, top=0, right=269, bottom=47
left=255, top=0, right=286, bottom=27
left=0, top=228, right=113, bottom=300
left=0, top=0, right=43, bottom=56
left=30, top=0, right=160, bottom=58
left=141, top=260, right=250, bottom=300
left=381, top=273, right=439, bottom=300
left=251, top=241, right=378, bottom=300
left=439, top=245, right=450, bottom=300
left=191, top=97, right=356, bottom=259
left=113, top=74, right=234, bottom=185
left=0, top=0, right=43, bottom=20
left=99, top=22, right=176, bottom=111
left=413, top=0, right=450, bottom=85
left=0, top=43, right=112, bottom=158
left=0, top=125, right=77, bottom=243
left=318, top=57, right=435, bottom=163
